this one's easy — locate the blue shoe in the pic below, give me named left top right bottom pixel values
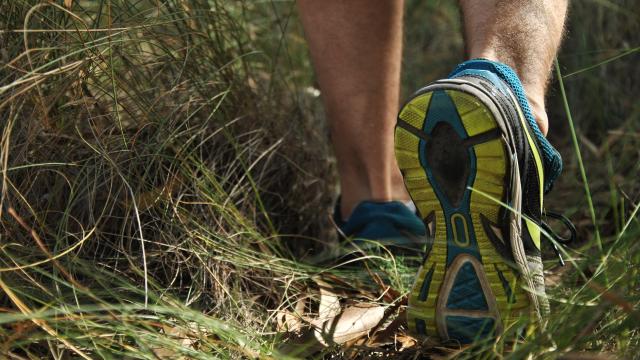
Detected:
left=395, top=59, right=562, bottom=343
left=333, top=200, right=427, bottom=256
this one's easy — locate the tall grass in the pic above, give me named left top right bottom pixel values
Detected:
left=0, top=0, right=638, bottom=359
left=0, top=1, right=331, bottom=358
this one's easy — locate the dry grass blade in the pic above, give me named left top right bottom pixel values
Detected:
left=0, top=277, right=91, bottom=360
left=0, top=0, right=638, bottom=358
left=6, top=207, right=81, bottom=289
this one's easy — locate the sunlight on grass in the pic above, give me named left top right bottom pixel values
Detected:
left=0, top=0, right=638, bottom=358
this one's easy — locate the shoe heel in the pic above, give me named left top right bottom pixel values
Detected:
left=396, top=86, right=531, bottom=342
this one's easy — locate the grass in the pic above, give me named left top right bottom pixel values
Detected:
left=0, top=0, right=639, bottom=358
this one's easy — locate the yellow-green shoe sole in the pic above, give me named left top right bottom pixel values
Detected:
left=395, top=86, right=531, bottom=343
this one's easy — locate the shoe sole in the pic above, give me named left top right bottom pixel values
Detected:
left=395, top=82, right=531, bottom=343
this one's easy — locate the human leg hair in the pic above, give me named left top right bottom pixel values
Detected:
left=297, top=0, right=407, bottom=218
left=459, top=0, right=569, bottom=135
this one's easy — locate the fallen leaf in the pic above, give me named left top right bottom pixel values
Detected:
left=276, top=295, right=307, bottom=333
left=313, top=303, right=385, bottom=346
left=276, top=277, right=389, bottom=347
left=395, top=333, right=418, bottom=350
left=316, top=279, right=342, bottom=321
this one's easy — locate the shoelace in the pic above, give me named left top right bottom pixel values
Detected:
left=541, top=211, right=577, bottom=266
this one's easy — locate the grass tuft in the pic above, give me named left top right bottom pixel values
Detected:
left=0, top=0, right=638, bottom=358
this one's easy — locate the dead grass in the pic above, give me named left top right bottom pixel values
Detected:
left=0, top=0, right=638, bottom=358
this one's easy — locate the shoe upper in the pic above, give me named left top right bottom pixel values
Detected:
left=334, top=200, right=427, bottom=253
left=449, top=59, right=563, bottom=194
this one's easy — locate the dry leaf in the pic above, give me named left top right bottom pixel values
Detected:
left=276, top=296, right=306, bottom=333
left=64, top=0, right=72, bottom=9
left=366, top=310, right=407, bottom=347
left=395, top=334, right=418, bottom=350
left=313, top=303, right=385, bottom=346
left=316, top=279, right=341, bottom=321
left=152, top=322, right=202, bottom=359
left=277, top=277, right=388, bottom=347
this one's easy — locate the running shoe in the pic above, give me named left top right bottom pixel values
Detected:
left=394, top=59, right=563, bottom=343
left=333, top=199, right=427, bottom=257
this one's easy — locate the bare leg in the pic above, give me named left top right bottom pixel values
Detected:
left=459, top=0, right=568, bottom=135
left=297, top=0, right=408, bottom=218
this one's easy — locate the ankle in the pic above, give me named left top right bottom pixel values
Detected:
left=338, top=167, right=410, bottom=219
left=527, top=96, right=549, bottom=136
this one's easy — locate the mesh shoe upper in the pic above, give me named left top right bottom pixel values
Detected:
left=449, top=59, right=563, bottom=193
left=334, top=200, right=426, bottom=251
